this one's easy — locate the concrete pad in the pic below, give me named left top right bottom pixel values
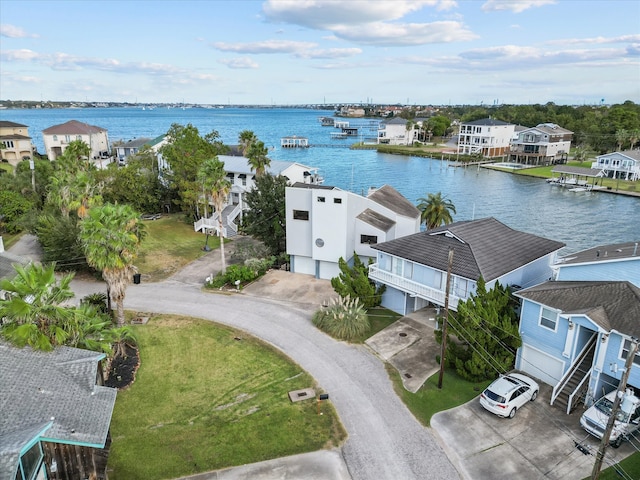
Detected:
left=288, top=388, right=316, bottom=402
left=365, top=321, right=421, bottom=360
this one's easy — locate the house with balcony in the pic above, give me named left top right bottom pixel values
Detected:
left=554, top=241, right=640, bottom=288
left=368, top=217, right=564, bottom=315
left=0, top=121, right=34, bottom=167
left=286, top=184, right=420, bottom=280
left=509, top=123, right=573, bottom=166
left=514, top=281, right=640, bottom=415
left=42, top=120, right=111, bottom=164
left=378, top=117, right=416, bottom=145
left=591, top=150, right=640, bottom=181
left=194, top=156, right=323, bottom=238
left=0, top=343, right=117, bottom=480
left=457, top=118, right=515, bottom=157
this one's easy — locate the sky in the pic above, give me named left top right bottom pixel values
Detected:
left=1, top=0, right=639, bottom=106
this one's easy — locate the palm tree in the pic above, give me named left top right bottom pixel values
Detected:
left=405, top=120, right=414, bottom=146
left=238, top=130, right=257, bottom=156
left=80, top=204, right=145, bottom=327
left=416, top=192, right=456, bottom=230
left=573, top=144, right=588, bottom=164
left=0, top=263, right=75, bottom=351
left=628, top=129, right=640, bottom=150
left=615, top=129, right=628, bottom=151
left=198, top=157, right=231, bottom=273
left=246, top=140, right=271, bottom=177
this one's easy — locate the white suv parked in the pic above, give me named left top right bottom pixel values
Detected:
left=480, top=373, right=539, bottom=419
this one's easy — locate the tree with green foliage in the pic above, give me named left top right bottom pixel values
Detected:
left=246, top=139, right=271, bottom=177
left=330, top=254, right=385, bottom=309
left=242, top=173, right=288, bottom=255
left=427, top=115, right=451, bottom=137
left=443, top=278, right=521, bottom=382
left=0, top=263, right=74, bottom=351
left=573, top=144, right=589, bottom=164
left=238, top=130, right=257, bottom=156
left=0, top=190, right=33, bottom=233
left=80, top=204, right=145, bottom=327
left=197, top=156, right=231, bottom=272
left=616, top=129, right=629, bottom=151
left=36, top=214, right=86, bottom=270
left=416, top=192, right=456, bottom=230
left=160, top=123, right=227, bottom=216
left=312, top=295, right=369, bottom=341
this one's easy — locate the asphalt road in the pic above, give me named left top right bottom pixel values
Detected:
left=118, top=280, right=459, bottom=480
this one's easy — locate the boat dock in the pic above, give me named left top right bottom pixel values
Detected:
left=281, top=136, right=309, bottom=148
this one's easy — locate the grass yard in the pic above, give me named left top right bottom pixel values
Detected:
left=583, top=452, right=640, bottom=480
left=136, top=214, right=219, bottom=281
left=388, top=365, right=491, bottom=427
left=107, top=315, right=345, bottom=480
left=350, top=307, right=401, bottom=344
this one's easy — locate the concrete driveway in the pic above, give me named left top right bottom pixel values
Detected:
left=431, top=383, right=635, bottom=480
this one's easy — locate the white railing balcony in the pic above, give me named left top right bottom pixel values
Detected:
left=368, top=264, right=461, bottom=311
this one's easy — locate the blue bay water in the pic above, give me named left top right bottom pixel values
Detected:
left=2, top=107, right=639, bottom=254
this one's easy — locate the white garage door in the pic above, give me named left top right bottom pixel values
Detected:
left=519, top=344, right=565, bottom=387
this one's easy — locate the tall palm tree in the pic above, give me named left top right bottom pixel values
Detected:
left=615, top=129, right=628, bottom=151
left=80, top=204, right=145, bottom=327
left=416, top=192, right=456, bottom=230
left=246, top=140, right=271, bottom=177
left=198, top=157, right=231, bottom=273
left=0, top=263, right=75, bottom=351
left=238, top=130, right=257, bottom=156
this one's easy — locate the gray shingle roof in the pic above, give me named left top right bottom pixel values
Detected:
left=515, top=281, right=640, bottom=336
left=557, top=241, right=640, bottom=266
left=367, top=185, right=420, bottom=219
left=462, top=118, right=510, bottom=126
left=371, top=217, right=564, bottom=281
left=356, top=209, right=395, bottom=232
left=0, top=121, right=28, bottom=128
left=0, top=343, right=116, bottom=477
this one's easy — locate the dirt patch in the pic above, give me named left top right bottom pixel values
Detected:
left=105, top=344, right=140, bottom=389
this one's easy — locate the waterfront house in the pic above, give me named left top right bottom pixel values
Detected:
left=457, top=118, right=515, bottom=157
left=0, top=343, right=117, bottom=480
left=591, top=150, right=640, bottom=181
left=554, top=241, right=640, bottom=288
left=286, top=184, right=420, bottom=280
left=378, top=117, right=416, bottom=145
left=194, top=156, right=323, bottom=238
left=114, top=137, right=152, bottom=164
left=0, top=121, right=34, bottom=167
left=42, top=120, right=111, bottom=165
left=514, top=281, right=640, bottom=414
left=509, top=123, right=573, bottom=166
left=368, top=218, right=565, bottom=315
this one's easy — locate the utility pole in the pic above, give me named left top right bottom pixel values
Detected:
left=591, top=338, right=638, bottom=480
left=437, top=248, right=454, bottom=389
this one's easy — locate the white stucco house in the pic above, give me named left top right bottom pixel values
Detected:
left=591, top=150, right=640, bottom=181
left=509, top=123, right=573, bottom=165
left=0, top=121, right=34, bottom=167
left=457, top=118, right=515, bottom=157
left=378, top=117, right=418, bottom=145
left=42, top=120, right=111, bottom=165
left=368, top=218, right=565, bottom=316
left=195, top=156, right=323, bottom=238
left=286, top=183, right=421, bottom=280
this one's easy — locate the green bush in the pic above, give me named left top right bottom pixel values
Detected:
left=312, top=296, right=370, bottom=341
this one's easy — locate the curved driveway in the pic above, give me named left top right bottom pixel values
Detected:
left=119, top=279, right=459, bottom=480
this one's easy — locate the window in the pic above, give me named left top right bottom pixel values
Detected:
left=621, top=339, right=640, bottom=366
left=317, top=196, right=325, bottom=203
left=540, top=307, right=557, bottom=330
left=334, top=198, right=342, bottom=204
left=53, top=135, right=58, bottom=141
left=76, top=135, right=82, bottom=141
left=360, top=234, right=377, bottom=245
left=64, top=135, right=71, bottom=143
left=20, top=441, right=43, bottom=480
left=293, top=210, right=309, bottom=221
left=2, top=140, right=14, bottom=148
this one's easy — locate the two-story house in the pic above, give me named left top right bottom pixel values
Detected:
left=457, top=118, right=515, bottom=157
left=42, top=120, right=111, bottom=164
left=114, top=137, right=152, bottom=165
left=194, top=156, right=323, bottom=238
left=591, top=150, right=640, bottom=181
left=509, top=123, right=573, bottom=166
left=0, top=121, right=34, bottom=167
left=286, top=184, right=421, bottom=280
left=0, top=343, right=117, bottom=480
left=378, top=117, right=415, bottom=145
left=368, top=217, right=565, bottom=315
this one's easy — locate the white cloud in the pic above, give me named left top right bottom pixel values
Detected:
left=481, top=0, right=556, bottom=13
left=218, top=57, right=260, bottom=69
left=295, top=48, right=362, bottom=59
left=0, top=24, right=38, bottom=38
left=548, top=34, right=640, bottom=45
left=332, top=21, right=476, bottom=46
left=212, top=39, right=317, bottom=54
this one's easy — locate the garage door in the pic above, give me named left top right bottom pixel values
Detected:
left=519, top=344, right=565, bottom=387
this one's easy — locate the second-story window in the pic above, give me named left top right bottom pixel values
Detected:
left=360, top=234, right=377, bottom=245
left=539, top=307, right=557, bottom=331
left=293, top=210, right=309, bottom=221
left=621, top=339, right=640, bottom=366
left=317, top=196, right=325, bottom=203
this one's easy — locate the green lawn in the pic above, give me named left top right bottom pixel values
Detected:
left=107, top=315, right=345, bottom=480
left=350, top=307, right=401, bottom=343
left=388, top=364, right=491, bottom=427
left=583, top=452, right=640, bottom=480
left=136, top=214, right=220, bottom=281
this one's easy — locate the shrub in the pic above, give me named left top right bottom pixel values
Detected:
left=312, top=296, right=370, bottom=341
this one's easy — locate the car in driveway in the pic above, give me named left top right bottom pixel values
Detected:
left=580, top=388, right=640, bottom=448
left=479, top=373, right=539, bottom=419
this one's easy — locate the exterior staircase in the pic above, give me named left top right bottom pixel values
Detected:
left=551, top=335, right=596, bottom=414
left=193, top=204, right=241, bottom=238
